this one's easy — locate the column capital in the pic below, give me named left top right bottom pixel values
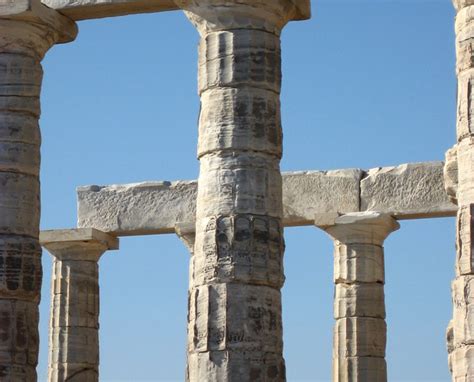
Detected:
left=175, top=222, right=195, bottom=254
left=40, top=228, right=119, bottom=262
left=175, top=0, right=310, bottom=35
left=316, top=212, right=400, bottom=245
left=0, top=0, right=77, bottom=58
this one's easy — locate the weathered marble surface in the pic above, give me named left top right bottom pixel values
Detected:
left=173, top=1, right=310, bottom=380
left=77, top=162, right=456, bottom=236
left=0, top=2, right=77, bottom=380
left=320, top=212, right=399, bottom=382
left=42, top=0, right=310, bottom=21
left=40, top=229, right=118, bottom=382
left=447, top=1, right=474, bottom=379
left=42, top=0, right=178, bottom=20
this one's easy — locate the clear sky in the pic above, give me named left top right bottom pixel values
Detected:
left=39, top=1, right=456, bottom=381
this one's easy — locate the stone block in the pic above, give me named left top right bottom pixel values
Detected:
left=187, top=283, right=282, bottom=354
left=456, top=206, right=474, bottom=275
left=450, top=346, right=474, bottom=381
left=333, top=356, right=386, bottom=382
left=360, top=162, right=455, bottom=219
left=334, top=317, right=386, bottom=358
left=452, top=276, right=474, bottom=346
left=77, top=162, right=456, bottom=236
left=334, top=243, right=384, bottom=284
left=77, top=181, right=197, bottom=236
left=334, top=283, right=385, bottom=319
left=41, top=0, right=178, bottom=20
left=0, top=173, right=39, bottom=237
left=283, top=169, right=362, bottom=227
left=49, top=327, right=98, bottom=365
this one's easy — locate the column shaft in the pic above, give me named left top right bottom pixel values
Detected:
left=176, top=1, right=309, bottom=380
left=448, top=2, right=474, bottom=380
left=41, top=229, right=118, bottom=382
left=322, top=213, right=399, bottom=382
left=0, top=4, right=76, bottom=380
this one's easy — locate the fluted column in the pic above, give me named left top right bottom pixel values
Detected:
left=0, top=3, right=77, bottom=380
left=317, top=212, right=399, bottom=382
left=40, top=229, right=119, bottom=382
left=173, top=1, right=310, bottom=380
left=445, top=1, right=474, bottom=379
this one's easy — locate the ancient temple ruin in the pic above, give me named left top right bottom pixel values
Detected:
left=0, top=0, right=470, bottom=381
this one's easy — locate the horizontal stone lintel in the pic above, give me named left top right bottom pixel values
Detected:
left=41, top=0, right=311, bottom=21
left=76, top=161, right=457, bottom=237
left=41, top=0, right=178, bottom=21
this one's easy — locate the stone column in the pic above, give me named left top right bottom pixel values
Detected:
left=317, top=212, right=399, bottom=382
left=0, top=2, right=77, bottom=380
left=40, top=229, right=119, bottom=382
left=446, top=1, right=474, bottom=379
left=173, top=1, right=310, bottom=380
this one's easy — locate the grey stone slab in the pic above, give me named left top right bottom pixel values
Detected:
left=283, top=169, right=362, bottom=227
left=77, top=181, right=197, bottom=236
left=41, top=0, right=178, bottom=20
left=360, top=162, right=456, bottom=219
left=77, top=162, right=456, bottom=237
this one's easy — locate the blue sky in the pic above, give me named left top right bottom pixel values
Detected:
left=39, top=1, right=456, bottom=381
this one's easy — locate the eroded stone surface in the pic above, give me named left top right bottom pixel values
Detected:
left=42, top=0, right=178, bottom=20
left=320, top=213, right=398, bottom=382
left=361, top=162, right=454, bottom=219
left=0, top=4, right=77, bottom=380
left=77, top=162, right=455, bottom=236
left=176, top=1, right=308, bottom=380
left=41, top=229, right=118, bottom=382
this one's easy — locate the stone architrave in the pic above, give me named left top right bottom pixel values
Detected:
left=40, top=228, right=119, bottom=382
left=317, top=212, right=399, bottom=382
left=173, top=1, right=310, bottom=380
left=446, top=1, right=474, bottom=380
left=0, top=2, right=77, bottom=380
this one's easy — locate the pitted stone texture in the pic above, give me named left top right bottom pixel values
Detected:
left=188, top=284, right=283, bottom=353
left=454, top=0, right=474, bottom=11
left=191, top=215, right=284, bottom=288
left=455, top=7, right=474, bottom=74
left=0, top=174, right=40, bottom=237
left=42, top=229, right=118, bottom=382
left=361, top=162, right=455, bottom=219
left=177, top=0, right=310, bottom=36
left=0, top=236, right=42, bottom=301
left=284, top=169, right=361, bottom=227
left=334, top=283, right=385, bottom=319
left=457, top=139, right=474, bottom=205
left=198, top=30, right=281, bottom=94
left=333, top=356, right=387, bottom=382
left=187, top=351, right=286, bottom=382
left=0, top=6, right=76, bottom=379
left=198, top=89, right=282, bottom=157
left=456, top=206, right=474, bottom=275
left=334, top=317, right=386, bottom=358
left=180, top=2, right=303, bottom=379
left=0, top=300, right=39, bottom=378
left=0, top=1, right=77, bottom=56
left=77, top=169, right=365, bottom=235
left=77, top=181, right=198, bottom=235
left=451, top=276, right=474, bottom=348
left=445, top=145, right=459, bottom=205
left=197, top=154, right=282, bottom=217
left=450, top=346, right=474, bottom=381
